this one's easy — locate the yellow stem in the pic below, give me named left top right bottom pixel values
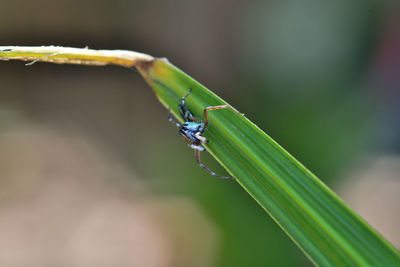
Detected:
left=0, top=46, right=153, bottom=67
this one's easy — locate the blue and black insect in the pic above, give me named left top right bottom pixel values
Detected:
left=168, top=89, right=241, bottom=179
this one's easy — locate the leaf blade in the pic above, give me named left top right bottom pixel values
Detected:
left=138, top=59, right=400, bottom=266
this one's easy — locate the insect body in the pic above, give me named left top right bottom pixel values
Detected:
left=179, top=121, right=207, bottom=151
left=168, top=89, right=242, bottom=179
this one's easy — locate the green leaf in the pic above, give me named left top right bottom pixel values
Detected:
left=137, top=58, right=400, bottom=266
left=1, top=46, right=398, bottom=266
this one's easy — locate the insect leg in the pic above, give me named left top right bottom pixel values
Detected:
left=201, top=105, right=243, bottom=134
left=168, top=110, right=181, bottom=127
left=179, top=89, right=201, bottom=122
left=195, top=132, right=208, bottom=143
left=190, top=143, right=205, bottom=151
left=195, top=150, right=234, bottom=180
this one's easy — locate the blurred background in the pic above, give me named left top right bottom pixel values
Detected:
left=1, top=0, right=399, bottom=266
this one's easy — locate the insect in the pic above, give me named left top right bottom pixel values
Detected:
left=168, top=89, right=242, bottom=179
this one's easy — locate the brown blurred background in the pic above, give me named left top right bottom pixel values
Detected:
left=0, top=0, right=399, bottom=266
